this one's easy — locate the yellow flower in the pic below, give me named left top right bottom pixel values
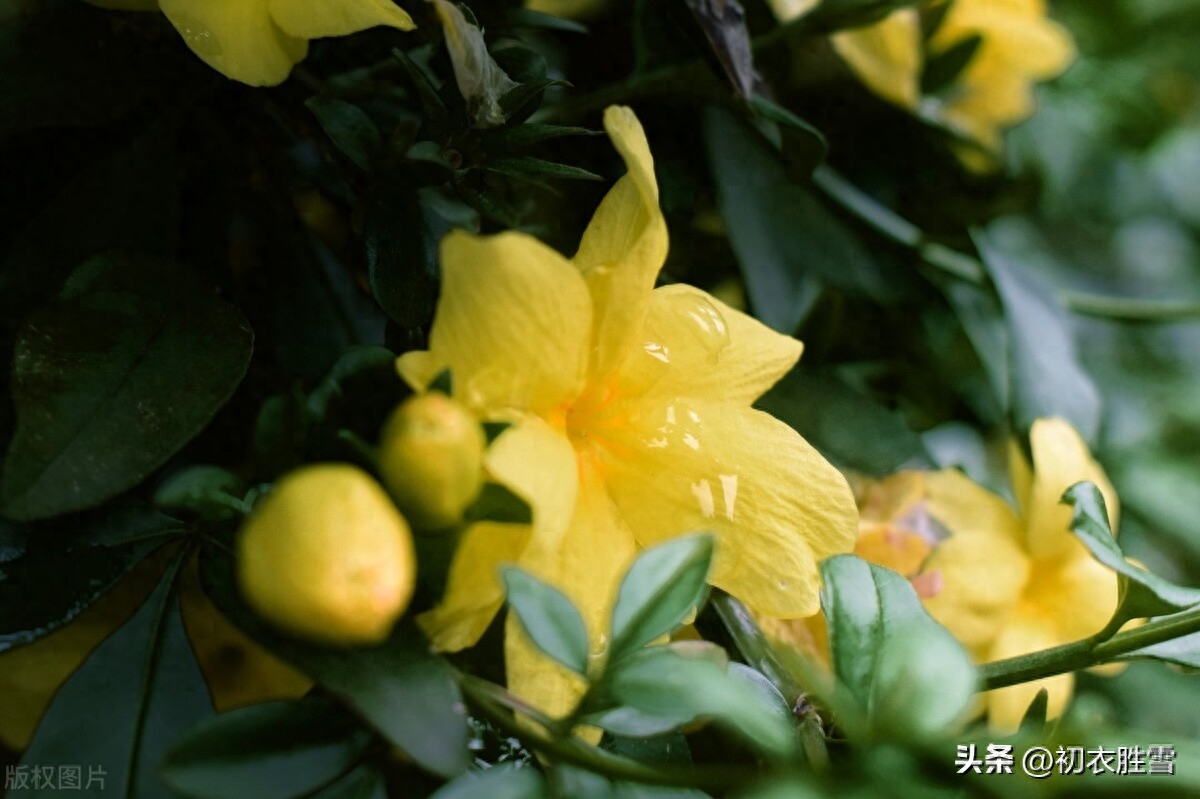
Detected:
left=398, top=106, right=858, bottom=722
left=767, top=0, right=1075, bottom=170
left=84, top=0, right=415, bottom=86
left=922, top=417, right=1120, bottom=732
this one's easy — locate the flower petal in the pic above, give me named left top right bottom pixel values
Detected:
left=268, top=0, right=415, bottom=37
left=1023, top=417, right=1117, bottom=560
left=920, top=528, right=1030, bottom=648
left=395, top=349, right=437, bottom=393
left=831, top=10, right=923, bottom=110
left=486, top=416, right=579, bottom=548
left=603, top=400, right=857, bottom=617
left=925, top=468, right=1024, bottom=545
left=506, top=471, right=637, bottom=722
left=417, top=522, right=530, bottom=652
left=425, top=230, right=592, bottom=416
left=983, top=610, right=1075, bottom=733
left=1024, top=537, right=1120, bottom=644
left=572, top=107, right=668, bottom=383
left=618, top=285, right=803, bottom=405
left=159, top=0, right=308, bottom=87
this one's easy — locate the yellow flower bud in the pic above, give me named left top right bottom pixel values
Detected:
left=378, top=393, right=486, bottom=530
left=237, top=464, right=416, bottom=647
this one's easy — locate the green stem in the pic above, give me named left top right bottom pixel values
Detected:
left=456, top=673, right=757, bottom=790
left=1059, top=292, right=1200, bottom=323
left=980, top=605, right=1200, bottom=690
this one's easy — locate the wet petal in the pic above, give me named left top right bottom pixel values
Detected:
left=573, top=107, right=668, bottom=383
left=269, top=0, right=415, bottom=38
left=417, top=522, right=530, bottom=652
left=831, top=10, right=922, bottom=110
left=506, top=470, right=637, bottom=722
left=160, top=0, right=308, bottom=87
left=425, top=230, right=591, bottom=416
left=921, top=529, right=1030, bottom=648
left=1023, top=417, right=1117, bottom=560
left=602, top=400, right=857, bottom=618
left=983, top=610, right=1075, bottom=733
left=619, top=284, right=803, bottom=405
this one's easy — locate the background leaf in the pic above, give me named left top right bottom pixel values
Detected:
left=1, top=254, right=253, bottom=520
left=502, top=567, right=590, bottom=675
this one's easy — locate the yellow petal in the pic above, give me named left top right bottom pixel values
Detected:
left=573, top=107, right=668, bottom=383
left=602, top=400, right=857, bottom=617
left=418, top=522, right=531, bottom=651
left=765, top=0, right=819, bottom=22
left=1007, top=436, right=1033, bottom=520
left=395, top=349, right=438, bottom=393
left=524, top=0, right=609, bottom=21
left=426, top=230, right=592, bottom=416
left=983, top=610, right=1074, bottom=733
left=920, top=529, right=1030, bottom=648
left=159, top=0, right=308, bottom=87
left=1024, top=536, right=1120, bottom=644
left=178, top=555, right=312, bottom=710
left=618, top=284, right=803, bottom=405
left=506, top=469, right=637, bottom=722
left=831, top=10, right=922, bottom=110
left=925, top=468, right=1024, bottom=545
left=854, top=523, right=932, bottom=578
left=83, top=0, right=159, bottom=9
left=268, top=0, right=415, bottom=38
left=1023, top=417, right=1117, bottom=560
left=858, top=471, right=928, bottom=526
left=486, top=416, right=579, bottom=547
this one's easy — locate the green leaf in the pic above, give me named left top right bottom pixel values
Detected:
left=609, top=534, right=714, bottom=663
left=430, top=764, right=545, bottom=799
left=160, top=697, right=372, bottom=799
left=309, top=764, right=387, bottom=799
left=1018, top=688, right=1050, bottom=736
left=486, top=124, right=601, bottom=150
left=597, top=642, right=797, bottom=760
left=155, top=466, right=249, bottom=522
left=821, top=555, right=976, bottom=737
left=1, top=254, right=253, bottom=521
left=926, top=273, right=1010, bottom=418
left=0, top=503, right=184, bottom=651
left=306, top=96, right=382, bottom=171
left=307, top=346, right=397, bottom=420
left=502, top=567, right=590, bottom=675
left=976, top=231, right=1101, bottom=441
left=754, top=366, right=933, bottom=475
left=1065, top=481, right=1200, bottom=627
left=748, top=95, right=828, bottom=179
left=506, top=8, right=589, bottom=34
left=464, top=482, right=532, bottom=526
left=20, top=552, right=214, bottom=796
left=483, top=156, right=604, bottom=184
left=549, top=764, right=705, bottom=799
left=921, top=34, right=983, bottom=95
left=703, top=107, right=895, bottom=333
left=200, top=552, right=470, bottom=778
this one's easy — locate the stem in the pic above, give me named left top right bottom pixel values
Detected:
left=980, top=605, right=1200, bottom=690
left=1059, top=292, right=1200, bottom=323
left=456, top=673, right=757, bottom=791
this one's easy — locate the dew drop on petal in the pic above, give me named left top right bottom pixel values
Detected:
left=170, top=14, right=223, bottom=57
left=658, top=290, right=731, bottom=359
left=691, top=479, right=715, bottom=518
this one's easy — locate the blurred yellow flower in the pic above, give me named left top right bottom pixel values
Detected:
left=768, top=0, right=1075, bottom=170
left=85, top=0, right=415, bottom=86
left=398, top=106, right=858, bottom=722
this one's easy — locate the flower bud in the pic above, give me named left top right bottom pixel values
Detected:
left=378, top=393, right=486, bottom=530
left=237, top=464, right=416, bottom=647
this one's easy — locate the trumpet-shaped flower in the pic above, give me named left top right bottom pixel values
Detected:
left=85, top=0, right=414, bottom=86
left=767, top=0, right=1075, bottom=170
left=399, top=106, right=858, bottom=721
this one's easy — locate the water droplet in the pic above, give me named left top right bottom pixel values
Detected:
left=657, top=290, right=731, bottom=358
left=777, top=580, right=789, bottom=590
left=171, top=14, right=223, bottom=57
left=691, top=479, right=715, bottom=518
left=719, top=473, right=738, bottom=520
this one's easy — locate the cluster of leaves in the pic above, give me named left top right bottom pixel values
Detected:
left=5, top=0, right=1200, bottom=797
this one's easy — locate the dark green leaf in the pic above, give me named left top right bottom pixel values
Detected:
left=464, top=483, right=532, bottom=526
left=0, top=503, right=184, bottom=651
left=486, top=124, right=601, bottom=151
left=1018, top=688, right=1050, bottom=736
left=754, top=366, right=932, bottom=475
left=392, top=47, right=448, bottom=127
left=20, top=552, right=213, bottom=797
left=921, top=34, right=983, bottom=95
left=976, top=231, right=1101, bottom=441
left=160, top=697, right=372, bottom=799
left=200, top=552, right=470, bottom=778
left=703, top=107, right=894, bottom=333
left=1, top=254, right=253, bottom=520
left=926, top=272, right=1010, bottom=416
left=154, top=466, right=249, bottom=522
left=748, top=95, right=828, bottom=179
left=609, top=534, right=713, bottom=663
left=310, top=764, right=387, bottom=799
left=549, top=764, right=706, bottom=799
left=506, top=8, right=589, bottom=34
left=430, top=764, right=545, bottom=799
left=502, top=567, right=590, bottom=675
left=484, top=156, right=604, bottom=184
left=598, top=642, right=796, bottom=760
left=306, top=96, right=383, bottom=171
left=1066, top=481, right=1200, bottom=627
left=307, top=346, right=397, bottom=420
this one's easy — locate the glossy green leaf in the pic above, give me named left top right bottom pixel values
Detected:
left=867, top=622, right=976, bottom=738
left=976, top=231, right=1101, bottom=441
left=1, top=254, right=253, bottom=521
left=599, top=642, right=796, bottom=760
left=200, top=552, right=470, bottom=778
left=0, top=503, right=184, bottom=651
left=430, top=764, right=545, bottom=799
left=754, top=366, right=932, bottom=475
left=20, top=552, right=213, bottom=796
left=1066, top=481, right=1200, bottom=627
left=502, top=567, right=590, bottom=675
left=154, top=466, right=249, bottom=522
left=483, top=156, right=604, bottom=184
left=609, top=534, right=713, bottom=663
left=160, top=697, right=372, bottom=799
left=306, top=96, right=382, bottom=171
